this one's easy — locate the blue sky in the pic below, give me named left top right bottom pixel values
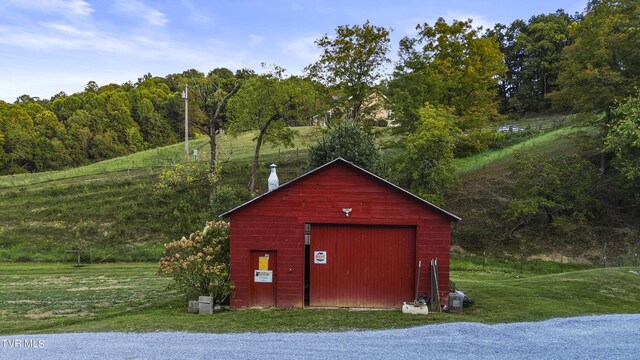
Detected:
left=0, top=0, right=587, bottom=102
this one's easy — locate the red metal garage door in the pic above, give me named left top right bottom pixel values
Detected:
left=309, top=224, right=415, bottom=308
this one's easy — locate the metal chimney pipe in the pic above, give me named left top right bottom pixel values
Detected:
left=268, top=164, right=279, bottom=191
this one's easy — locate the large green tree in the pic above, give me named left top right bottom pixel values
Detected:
left=488, top=10, right=574, bottom=113
left=389, top=18, right=505, bottom=156
left=549, top=0, right=640, bottom=172
left=188, top=68, right=243, bottom=198
left=397, top=104, right=457, bottom=204
left=65, top=109, right=94, bottom=164
left=79, top=87, right=144, bottom=159
left=305, top=20, right=391, bottom=123
left=50, top=93, right=84, bottom=123
left=228, top=68, right=318, bottom=193
left=31, top=110, right=71, bottom=171
left=503, top=151, right=599, bottom=237
left=128, top=76, right=179, bottom=148
left=606, top=91, right=640, bottom=182
left=0, top=102, right=35, bottom=173
left=485, top=20, right=527, bottom=114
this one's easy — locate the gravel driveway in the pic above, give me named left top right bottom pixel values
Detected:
left=2, top=314, right=638, bottom=359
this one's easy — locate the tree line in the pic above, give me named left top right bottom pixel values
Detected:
left=0, top=76, right=182, bottom=174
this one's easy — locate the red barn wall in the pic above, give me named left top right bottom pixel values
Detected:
left=227, top=161, right=453, bottom=308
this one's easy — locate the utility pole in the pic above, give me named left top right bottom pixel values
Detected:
left=182, top=84, right=189, bottom=160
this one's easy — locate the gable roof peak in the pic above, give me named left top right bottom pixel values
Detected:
left=219, top=157, right=461, bottom=221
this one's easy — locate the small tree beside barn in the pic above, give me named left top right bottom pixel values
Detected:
left=221, top=158, right=460, bottom=309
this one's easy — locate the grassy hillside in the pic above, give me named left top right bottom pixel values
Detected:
left=1, top=259, right=638, bottom=334
left=447, top=126, right=639, bottom=265
left=456, top=126, right=584, bottom=175
left=0, top=127, right=320, bottom=262
left=0, top=127, right=321, bottom=188
left=1, top=117, right=637, bottom=264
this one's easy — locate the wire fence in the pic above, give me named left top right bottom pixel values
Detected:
left=2, top=167, right=160, bottom=188
left=59, top=245, right=166, bottom=264
left=0, top=162, right=177, bottom=188
left=53, top=246, right=640, bottom=269
left=457, top=125, right=580, bottom=175
left=492, top=117, right=569, bottom=146
left=452, top=249, right=640, bottom=274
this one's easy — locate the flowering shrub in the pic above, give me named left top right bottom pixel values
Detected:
left=158, top=221, right=230, bottom=303
left=154, top=161, right=214, bottom=190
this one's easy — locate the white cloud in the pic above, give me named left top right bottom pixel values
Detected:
left=396, top=17, right=425, bottom=36
left=283, top=34, right=321, bottom=66
left=397, top=12, right=495, bottom=37
left=249, top=34, right=265, bottom=46
left=44, top=23, right=94, bottom=37
left=64, top=0, right=94, bottom=16
left=179, top=0, right=213, bottom=25
left=113, top=0, right=169, bottom=27
left=442, top=11, right=495, bottom=31
left=1, top=0, right=93, bottom=16
left=0, top=23, right=134, bottom=53
left=0, top=18, right=245, bottom=67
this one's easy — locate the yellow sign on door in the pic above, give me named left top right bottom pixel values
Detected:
left=259, top=256, right=269, bottom=270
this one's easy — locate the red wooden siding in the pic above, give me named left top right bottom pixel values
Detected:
left=230, top=216, right=304, bottom=309
left=232, top=165, right=449, bottom=223
left=310, top=224, right=415, bottom=307
left=227, top=160, right=455, bottom=309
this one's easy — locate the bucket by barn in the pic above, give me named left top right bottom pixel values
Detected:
left=448, top=291, right=464, bottom=314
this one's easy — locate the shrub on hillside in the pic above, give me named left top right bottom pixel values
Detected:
left=210, top=185, right=249, bottom=216
left=153, top=161, right=211, bottom=236
left=307, top=120, right=380, bottom=172
left=503, top=150, right=599, bottom=237
left=154, top=161, right=213, bottom=190
left=158, top=221, right=230, bottom=303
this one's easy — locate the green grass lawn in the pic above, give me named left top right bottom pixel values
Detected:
left=1, top=260, right=638, bottom=335
left=456, top=126, right=585, bottom=175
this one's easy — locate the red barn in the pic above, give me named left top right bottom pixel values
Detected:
left=221, top=158, right=460, bottom=309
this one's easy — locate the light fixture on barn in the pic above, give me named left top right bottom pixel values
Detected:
left=342, top=208, right=352, bottom=217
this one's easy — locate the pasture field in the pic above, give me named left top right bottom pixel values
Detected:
left=1, top=259, right=638, bottom=335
